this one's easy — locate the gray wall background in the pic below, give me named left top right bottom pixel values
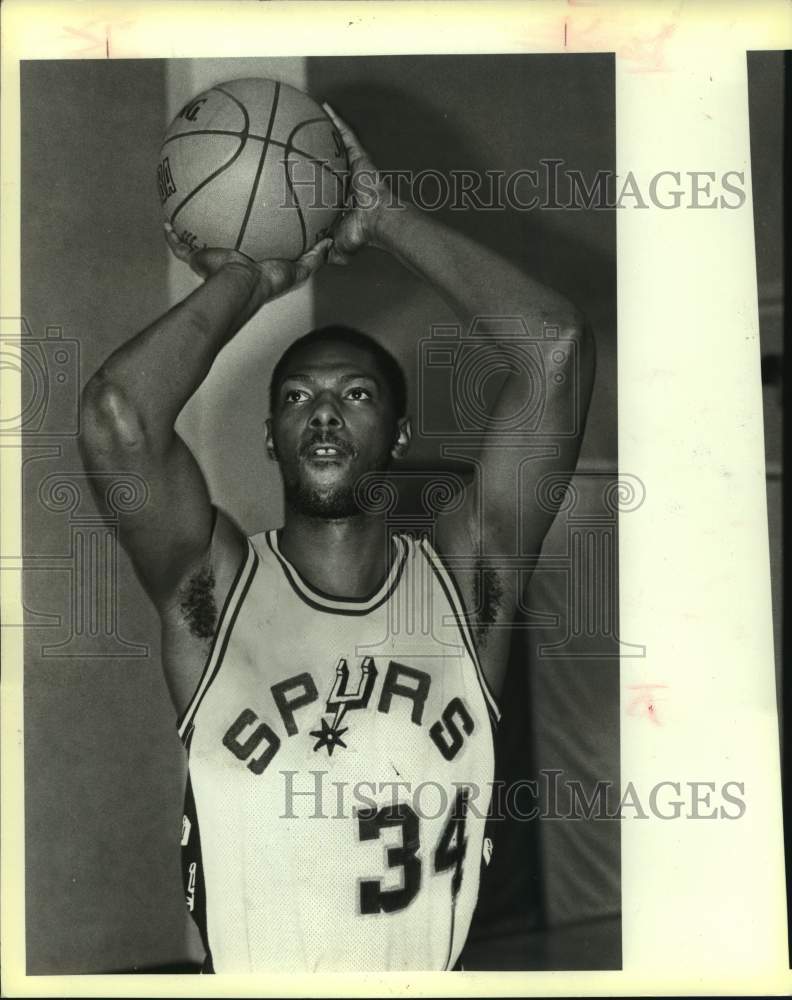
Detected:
left=20, top=54, right=621, bottom=973
left=21, top=60, right=191, bottom=973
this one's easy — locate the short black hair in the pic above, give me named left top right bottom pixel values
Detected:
left=269, top=325, right=408, bottom=417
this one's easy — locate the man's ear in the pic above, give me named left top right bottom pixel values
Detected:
left=391, top=417, right=411, bottom=459
left=264, top=417, right=277, bottom=461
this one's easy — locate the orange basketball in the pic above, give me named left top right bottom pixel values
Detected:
left=157, top=78, right=348, bottom=261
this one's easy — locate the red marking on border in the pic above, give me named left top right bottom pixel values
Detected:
left=562, top=15, right=677, bottom=73
left=61, top=20, right=133, bottom=58
left=626, top=684, right=668, bottom=726
left=62, top=23, right=106, bottom=55
left=620, top=23, right=677, bottom=74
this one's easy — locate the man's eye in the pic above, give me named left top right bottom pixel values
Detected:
left=284, top=389, right=309, bottom=403
left=346, top=387, right=371, bottom=400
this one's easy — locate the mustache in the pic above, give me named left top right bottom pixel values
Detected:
left=299, top=433, right=356, bottom=458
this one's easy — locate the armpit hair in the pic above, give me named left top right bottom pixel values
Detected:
left=472, top=560, right=503, bottom=646
left=179, top=564, right=217, bottom=640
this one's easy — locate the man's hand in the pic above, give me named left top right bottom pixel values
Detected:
left=163, top=222, right=332, bottom=302
left=322, top=103, right=396, bottom=265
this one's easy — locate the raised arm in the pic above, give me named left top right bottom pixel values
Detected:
left=79, top=233, right=331, bottom=611
left=378, top=206, right=593, bottom=557
left=324, top=105, right=594, bottom=564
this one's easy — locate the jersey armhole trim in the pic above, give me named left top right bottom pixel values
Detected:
left=418, top=535, right=501, bottom=726
left=177, top=538, right=259, bottom=744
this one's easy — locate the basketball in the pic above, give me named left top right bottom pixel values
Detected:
left=157, top=78, right=348, bottom=261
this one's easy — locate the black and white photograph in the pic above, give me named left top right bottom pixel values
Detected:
left=0, top=1, right=788, bottom=995
left=19, top=49, right=618, bottom=976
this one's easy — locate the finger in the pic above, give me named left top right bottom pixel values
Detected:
left=302, top=236, right=334, bottom=262
left=253, top=237, right=330, bottom=295
left=294, top=237, right=333, bottom=282
left=332, top=226, right=362, bottom=257
left=163, top=221, right=182, bottom=248
left=322, top=102, right=367, bottom=164
left=163, top=223, right=192, bottom=261
left=328, top=245, right=352, bottom=267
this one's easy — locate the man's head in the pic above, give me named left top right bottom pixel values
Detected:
left=266, top=326, right=411, bottom=518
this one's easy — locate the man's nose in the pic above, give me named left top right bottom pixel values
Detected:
left=308, top=392, right=343, bottom=428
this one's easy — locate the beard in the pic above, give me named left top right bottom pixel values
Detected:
left=284, top=477, right=362, bottom=519
left=274, top=426, right=396, bottom=520
left=280, top=449, right=395, bottom=520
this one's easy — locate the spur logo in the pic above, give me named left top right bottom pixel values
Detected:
left=221, top=656, right=477, bottom=773
left=310, top=656, right=377, bottom=755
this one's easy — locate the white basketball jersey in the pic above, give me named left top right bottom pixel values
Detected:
left=177, top=529, right=499, bottom=973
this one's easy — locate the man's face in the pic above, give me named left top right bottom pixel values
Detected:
left=266, top=339, right=410, bottom=518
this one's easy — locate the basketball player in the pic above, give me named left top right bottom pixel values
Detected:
left=79, top=105, right=594, bottom=973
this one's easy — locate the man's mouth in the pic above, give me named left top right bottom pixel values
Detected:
left=302, top=439, right=354, bottom=461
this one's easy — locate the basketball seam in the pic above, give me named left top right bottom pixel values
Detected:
left=282, top=117, right=348, bottom=204
left=162, top=91, right=345, bottom=258
left=282, top=115, right=347, bottom=256
left=167, top=93, right=251, bottom=231
left=281, top=155, right=308, bottom=256
left=210, top=84, right=253, bottom=126
left=234, top=81, right=281, bottom=253
left=162, top=130, right=348, bottom=184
